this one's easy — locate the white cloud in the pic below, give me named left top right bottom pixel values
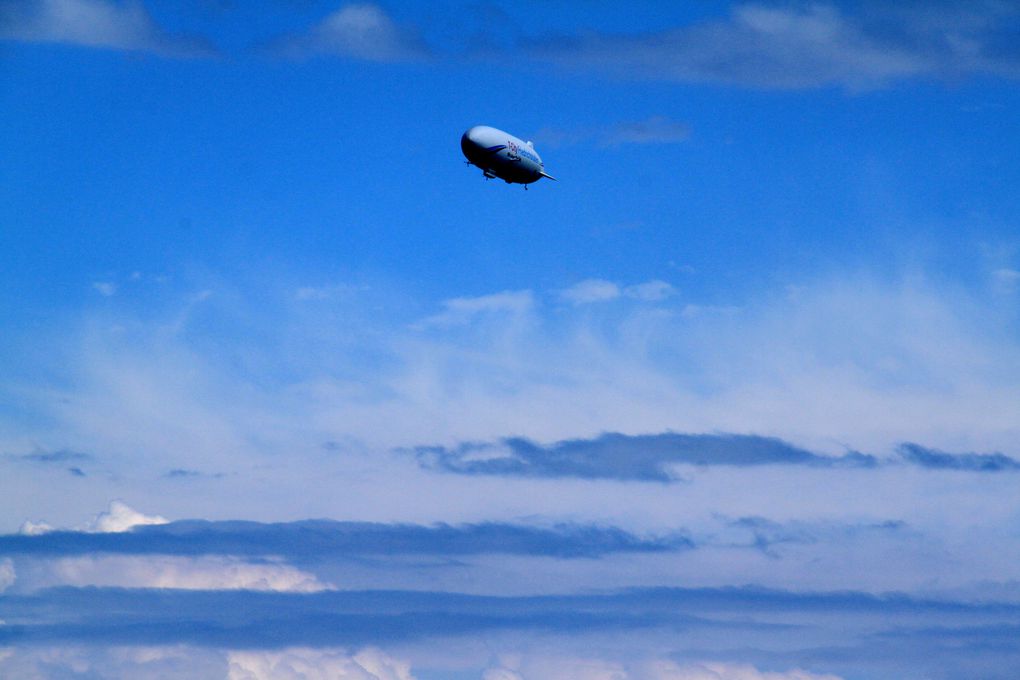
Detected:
left=624, top=280, right=676, bottom=302
left=484, top=657, right=843, bottom=680
left=0, top=559, right=15, bottom=593
left=92, top=281, right=117, bottom=297
left=0, top=0, right=215, bottom=57
left=28, top=554, right=334, bottom=592
left=296, top=283, right=366, bottom=301
left=19, top=520, right=54, bottom=535
left=637, top=662, right=842, bottom=680
left=277, top=4, right=428, bottom=62
left=0, top=646, right=419, bottom=680
left=559, top=279, right=676, bottom=305
left=525, top=2, right=1020, bottom=90
left=993, top=268, right=1020, bottom=292
left=559, top=279, right=621, bottom=304
left=535, top=117, right=690, bottom=149
left=86, top=500, right=168, bottom=533
left=228, top=647, right=414, bottom=680
left=0, top=645, right=226, bottom=679
left=5, top=267, right=1020, bottom=553
left=418, top=290, right=534, bottom=327
left=602, top=116, right=691, bottom=147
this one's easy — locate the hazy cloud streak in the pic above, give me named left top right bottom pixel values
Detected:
left=0, top=0, right=216, bottom=57
left=522, top=2, right=1020, bottom=89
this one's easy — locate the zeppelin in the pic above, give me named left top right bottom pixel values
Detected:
left=461, top=125, right=557, bottom=188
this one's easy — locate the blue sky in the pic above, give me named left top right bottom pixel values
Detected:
left=2, top=1, right=1020, bottom=678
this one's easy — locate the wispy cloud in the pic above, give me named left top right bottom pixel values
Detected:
left=269, top=3, right=430, bottom=62
left=535, top=117, right=691, bottom=149
left=4, top=269, right=1020, bottom=533
left=414, top=433, right=875, bottom=482
left=523, top=2, right=1020, bottom=90
left=227, top=648, right=413, bottom=680
left=417, top=433, right=1020, bottom=482
left=0, top=644, right=847, bottom=680
left=897, top=442, right=1020, bottom=472
left=0, top=518, right=691, bottom=560
left=2, top=584, right=1018, bottom=664
left=91, top=281, right=116, bottom=297
left=416, top=290, right=534, bottom=328
left=12, top=448, right=90, bottom=464
left=0, top=0, right=217, bottom=57
left=31, top=554, right=335, bottom=592
left=558, top=279, right=677, bottom=305
left=723, top=515, right=907, bottom=557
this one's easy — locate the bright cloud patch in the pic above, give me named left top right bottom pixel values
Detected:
left=0, top=0, right=215, bottom=57
left=558, top=279, right=677, bottom=305
left=524, top=2, right=1020, bottom=89
left=30, top=554, right=334, bottom=592
left=273, top=3, right=429, bottom=62
left=228, top=647, right=414, bottom=680
left=87, top=500, right=168, bottom=533
left=418, top=289, right=535, bottom=327
left=0, top=558, right=14, bottom=593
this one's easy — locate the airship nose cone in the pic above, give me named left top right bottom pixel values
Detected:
left=462, top=126, right=488, bottom=148
left=462, top=126, right=496, bottom=162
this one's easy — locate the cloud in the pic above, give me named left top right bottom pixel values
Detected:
left=417, top=434, right=1020, bottom=481
left=522, top=2, right=1020, bottom=90
left=535, top=117, right=691, bottom=149
left=36, top=555, right=334, bottom=592
left=18, top=521, right=54, bottom=536
left=227, top=647, right=414, bottom=680
left=86, top=500, right=168, bottom=533
left=897, top=442, right=1020, bottom=471
left=602, top=117, right=691, bottom=146
left=414, top=433, right=876, bottom=482
left=558, top=279, right=677, bottom=305
left=624, top=281, right=676, bottom=302
left=12, top=448, right=90, bottom=464
left=6, top=267, right=1020, bottom=532
left=644, top=663, right=842, bottom=680
left=559, top=279, right=622, bottom=305
left=416, top=290, right=534, bottom=327
left=14, top=502, right=166, bottom=536
left=92, top=281, right=117, bottom=296
left=993, top=268, right=1020, bottom=293
left=271, top=3, right=430, bottom=62
left=0, top=518, right=692, bottom=560
left=0, top=645, right=408, bottom=680
left=0, top=0, right=216, bottom=57
left=0, top=558, right=14, bottom=593
left=485, top=658, right=844, bottom=680
left=3, top=584, right=1019, bottom=666
left=723, top=516, right=906, bottom=557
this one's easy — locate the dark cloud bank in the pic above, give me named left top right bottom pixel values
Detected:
left=0, top=520, right=692, bottom=560
left=3, top=585, right=1020, bottom=678
left=414, top=433, right=1020, bottom=482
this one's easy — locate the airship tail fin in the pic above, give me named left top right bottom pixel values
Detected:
left=539, top=171, right=557, bottom=181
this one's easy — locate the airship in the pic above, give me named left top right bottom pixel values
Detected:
left=461, top=125, right=556, bottom=188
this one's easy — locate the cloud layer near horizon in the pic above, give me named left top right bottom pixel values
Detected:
left=8, top=267, right=1015, bottom=467
left=2, top=581, right=1017, bottom=678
